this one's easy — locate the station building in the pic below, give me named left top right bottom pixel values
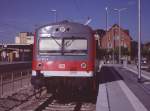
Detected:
left=101, top=24, right=132, bottom=50
left=95, top=24, right=132, bottom=62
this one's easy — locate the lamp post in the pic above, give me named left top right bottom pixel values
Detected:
left=105, top=7, right=111, bottom=63
left=112, top=28, right=115, bottom=64
left=114, top=8, right=127, bottom=64
left=105, top=7, right=116, bottom=64
left=138, top=0, right=141, bottom=82
left=105, top=7, right=108, bottom=32
left=105, top=7, right=109, bottom=51
left=51, top=9, right=57, bottom=22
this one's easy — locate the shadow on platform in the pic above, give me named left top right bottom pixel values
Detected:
left=96, top=66, right=124, bottom=85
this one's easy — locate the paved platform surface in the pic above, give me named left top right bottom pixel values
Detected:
left=126, top=64, right=150, bottom=79
left=96, top=65, right=150, bottom=111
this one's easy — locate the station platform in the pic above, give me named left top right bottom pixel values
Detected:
left=96, top=80, right=148, bottom=111
left=0, top=61, right=32, bottom=72
left=96, top=65, right=149, bottom=111
left=0, top=61, right=31, bottom=65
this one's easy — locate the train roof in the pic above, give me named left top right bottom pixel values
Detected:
left=36, top=20, right=93, bottom=34
left=39, top=20, right=91, bottom=28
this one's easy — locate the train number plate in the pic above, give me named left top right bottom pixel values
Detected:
left=58, top=64, right=65, bottom=69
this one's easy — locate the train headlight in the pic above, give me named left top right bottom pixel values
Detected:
left=81, top=63, right=87, bottom=69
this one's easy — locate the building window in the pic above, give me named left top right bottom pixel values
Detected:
left=124, top=43, right=127, bottom=48
left=108, top=36, right=111, bottom=41
left=115, top=36, right=119, bottom=40
left=121, top=41, right=124, bottom=46
left=107, top=42, right=112, bottom=48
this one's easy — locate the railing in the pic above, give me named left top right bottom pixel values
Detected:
left=0, top=69, right=31, bottom=97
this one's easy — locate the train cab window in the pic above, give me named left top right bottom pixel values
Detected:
left=39, top=38, right=62, bottom=55
left=38, top=37, right=87, bottom=56
left=63, top=39, right=87, bottom=55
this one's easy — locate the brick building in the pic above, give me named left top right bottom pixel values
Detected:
left=101, top=24, right=132, bottom=51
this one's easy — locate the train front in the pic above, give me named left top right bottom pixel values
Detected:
left=31, top=21, right=96, bottom=94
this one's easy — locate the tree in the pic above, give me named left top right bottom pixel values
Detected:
left=130, top=41, right=138, bottom=60
left=121, top=47, right=130, bottom=56
left=96, top=48, right=107, bottom=59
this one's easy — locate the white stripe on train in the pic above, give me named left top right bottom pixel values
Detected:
left=32, top=70, right=94, bottom=77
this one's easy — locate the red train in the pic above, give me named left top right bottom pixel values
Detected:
left=31, top=20, right=97, bottom=95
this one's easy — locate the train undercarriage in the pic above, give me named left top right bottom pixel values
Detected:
left=31, top=75, right=96, bottom=98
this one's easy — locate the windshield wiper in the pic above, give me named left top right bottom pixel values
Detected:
left=64, top=36, right=76, bottom=47
left=64, top=40, right=74, bottom=47
left=51, top=36, right=62, bottom=48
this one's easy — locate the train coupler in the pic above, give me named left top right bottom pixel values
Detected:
left=31, top=71, right=45, bottom=89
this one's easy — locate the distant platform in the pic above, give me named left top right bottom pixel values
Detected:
left=0, top=61, right=31, bottom=65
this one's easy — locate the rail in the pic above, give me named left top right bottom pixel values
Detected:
left=0, top=69, right=31, bottom=97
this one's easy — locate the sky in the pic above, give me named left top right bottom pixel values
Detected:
left=0, top=0, right=149, bottom=43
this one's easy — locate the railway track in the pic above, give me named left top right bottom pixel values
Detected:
left=35, top=95, right=96, bottom=111
left=42, top=101, right=96, bottom=111
left=15, top=88, right=96, bottom=111
left=0, top=86, right=33, bottom=111
left=0, top=85, right=47, bottom=111
left=34, top=96, right=96, bottom=111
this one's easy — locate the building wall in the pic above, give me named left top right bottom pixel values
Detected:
left=26, top=36, right=34, bottom=44
left=101, top=24, right=131, bottom=51
left=15, top=32, right=34, bottom=44
left=15, top=36, right=20, bottom=44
